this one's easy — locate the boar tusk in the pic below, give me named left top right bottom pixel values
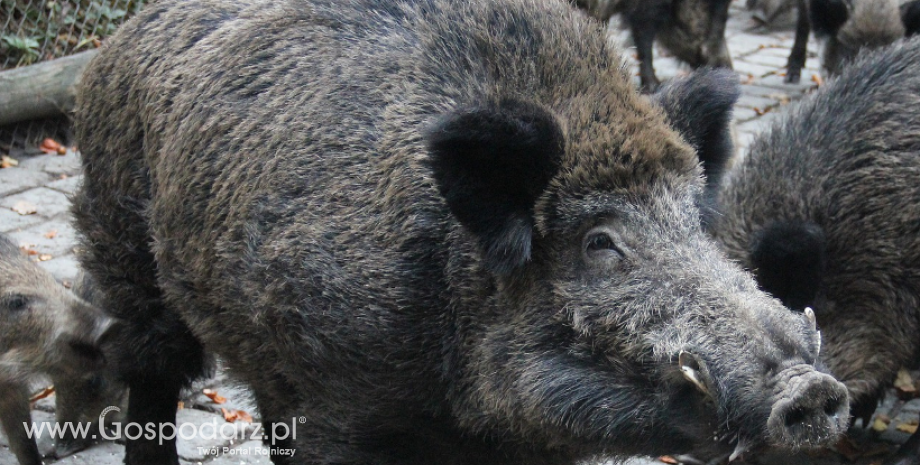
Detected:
left=679, top=351, right=711, bottom=396
left=816, top=330, right=822, bottom=358
left=729, top=438, right=750, bottom=462
left=804, top=307, right=816, bottom=330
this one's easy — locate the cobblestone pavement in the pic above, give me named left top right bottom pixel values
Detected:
left=1, top=1, right=917, bottom=464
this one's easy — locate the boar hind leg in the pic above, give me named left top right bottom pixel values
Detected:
left=785, top=0, right=809, bottom=83
left=0, top=383, right=43, bottom=465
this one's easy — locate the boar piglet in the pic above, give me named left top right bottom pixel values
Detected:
left=0, top=234, right=112, bottom=465
left=74, top=0, right=847, bottom=464
left=703, top=36, right=920, bottom=465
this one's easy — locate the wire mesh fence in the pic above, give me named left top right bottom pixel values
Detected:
left=0, top=0, right=145, bottom=155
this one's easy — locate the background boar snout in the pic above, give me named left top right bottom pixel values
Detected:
left=62, top=301, right=115, bottom=370
left=767, top=366, right=849, bottom=448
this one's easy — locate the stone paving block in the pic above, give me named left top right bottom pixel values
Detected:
left=0, top=166, right=51, bottom=197
left=7, top=220, right=79, bottom=258
left=0, top=206, right=45, bottom=233
left=0, top=446, right=17, bottom=464
left=744, top=51, right=792, bottom=69
left=175, top=408, right=246, bottom=462
left=734, top=60, right=783, bottom=78
left=46, top=174, right=83, bottom=196
left=203, top=440, right=274, bottom=465
left=38, top=253, right=82, bottom=283
left=735, top=92, right=783, bottom=111
left=0, top=187, right=72, bottom=219
left=17, top=151, right=83, bottom=178
left=0, top=410, right=58, bottom=458
left=55, top=441, right=125, bottom=465
left=184, top=370, right=260, bottom=421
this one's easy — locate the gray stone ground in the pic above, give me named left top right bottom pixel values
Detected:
left=1, top=1, right=918, bottom=464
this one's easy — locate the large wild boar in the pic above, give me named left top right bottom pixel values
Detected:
left=73, top=0, right=849, bottom=464
left=0, top=233, right=112, bottom=465
left=702, top=37, right=920, bottom=464
left=785, top=0, right=920, bottom=83
left=571, top=0, right=734, bottom=92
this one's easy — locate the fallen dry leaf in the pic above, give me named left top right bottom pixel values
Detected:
left=220, top=407, right=254, bottom=424
left=894, top=368, right=918, bottom=400
left=221, top=407, right=238, bottom=422
left=754, top=107, right=772, bottom=116
left=38, top=254, right=52, bottom=262
left=235, top=410, right=253, bottom=424
left=177, top=401, right=184, bottom=410
left=203, top=388, right=227, bottom=404
left=0, top=155, right=18, bottom=168
left=39, top=138, right=64, bottom=155
left=895, top=369, right=916, bottom=390
left=872, top=415, right=891, bottom=432
left=658, top=456, right=678, bottom=464
left=812, top=74, right=824, bottom=87
left=897, top=421, right=919, bottom=434
left=12, top=201, right=37, bottom=215
left=44, top=230, right=58, bottom=239
left=30, top=386, right=55, bottom=403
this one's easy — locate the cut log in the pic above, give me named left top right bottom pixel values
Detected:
left=0, top=50, right=98, bottom=126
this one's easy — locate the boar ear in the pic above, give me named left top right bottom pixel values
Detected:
left=426, top=99, right=564, bottom=275
left=902, top=0, right=920, bottom=36
left=653, top=68, right=740, bottom=192
left=810, top=0, right=850, bottom=38
left=749, top=221, right=826, bottom=311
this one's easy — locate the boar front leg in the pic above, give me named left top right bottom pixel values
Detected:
left=627, top=12, right=664, bottom=92
left=0, top=383, right=43, bottom=465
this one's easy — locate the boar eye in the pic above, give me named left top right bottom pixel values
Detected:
left=583, top=230, right=624, bottom=259
left=3, top=294, right=28, bottom=312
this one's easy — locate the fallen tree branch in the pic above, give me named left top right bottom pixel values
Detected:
left=0, top=50, right=98, bottom=126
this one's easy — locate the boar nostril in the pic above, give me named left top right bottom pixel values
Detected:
left=783, top=406, right=808, bottom=428
left=824, top=398, right=843, bottom=417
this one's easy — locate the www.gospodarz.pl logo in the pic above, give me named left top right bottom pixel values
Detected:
left=24, top=406, right=300, bottom=447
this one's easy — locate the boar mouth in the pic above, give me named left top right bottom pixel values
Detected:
left=674, top=351, right=849, bottom=460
